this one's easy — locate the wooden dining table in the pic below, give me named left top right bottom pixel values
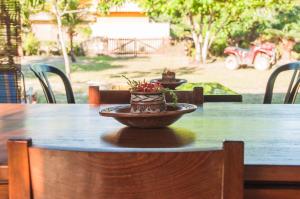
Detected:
left=1, top=103, right=300, bottom=199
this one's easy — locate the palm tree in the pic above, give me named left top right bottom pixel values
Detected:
left=62, top=0, right=85, bottom=63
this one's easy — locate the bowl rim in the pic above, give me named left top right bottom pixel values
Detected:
left=99, top=103, right=197, bottom=118
left=130, top=91, right=164, bottom=95
left=150, top=78, right=188, bottom=85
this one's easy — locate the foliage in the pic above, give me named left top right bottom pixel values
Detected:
left=20, top=0, right=44, bottom=28
left=139, top=0, right=292, bottom=62
left=176, top=83, right=238, bottom=95
left=78, top=26, right=92, bottom=38
left=210, top=37, right=227, bottom=57
left=294, top=43, right=300, bottom=53
left=24, top=0, right=126, bottom=78
left=97, top=0, right=126, bottom=14
left=123, top=75, right=164, bottom=92
left=123, top=75, right=178, bottom=104
left=72, top=44, right=84, bottom=56
left=23, top=33, right=40, bottom=55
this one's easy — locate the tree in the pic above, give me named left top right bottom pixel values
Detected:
left=262, top=4, right=300, bottom=61
left=61, top=0, right=86, bottom=63
left=26, top=0, right=125, bottom=79
left=140, top=0, right=290, bottom=64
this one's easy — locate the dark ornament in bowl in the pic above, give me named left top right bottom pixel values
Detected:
left=150, top=79, right=188, bottom=90
left=162, top=71, right=176, bottom=81
left=130, top=91, right=166, bottom=113
left=100, top=103, right=197, bottom=128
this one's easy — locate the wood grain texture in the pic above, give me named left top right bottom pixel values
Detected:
left=0, top=166, right=8, bottom=181
left=2, top=103, right=300, bottom=190
left=0, top=166, right=8, bottom=199
left=223, top=141, right=244, bottom=199
left=1, top=104, right=300, bottom=166
left=7, top=138, right=32, bottom=199
left=245, top=188, right=300, bottom=199
left=8, top=140, right=243, bottom=199
left=88, top=86, right=204, bottom=105
left=88, top=85, right=100, bottom=105
left=245, top=165, right=300, bottom=182
left=0, top=183, right=8, bottom=199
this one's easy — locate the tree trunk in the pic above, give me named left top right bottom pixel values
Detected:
left=202, top=30, right=210, bottom=64
left=191, top=30, right=201, bottom=63
left=188, top=14, right=202, bottom=63
left=53, top=4, right=71, bottom=79
left=281, top=38, right=295, bottom=62
left=195, top=41, right=201, bottom=63
left=69, top=30, right=76, bottom=63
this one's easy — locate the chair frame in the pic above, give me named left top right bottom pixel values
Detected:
left=264, top=62, right=300, bottom=104
left=0, top=68, right=26, bottom=103
left=30, top=64, right=75, bottom=104
left=88, top=86, right=203, bottom=105
left=8, top=138, right=244, bottom=199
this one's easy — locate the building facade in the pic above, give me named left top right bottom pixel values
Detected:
left=29, top=2, right=170, bottom=55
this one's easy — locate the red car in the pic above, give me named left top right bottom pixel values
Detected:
left=224, top=42, right=276, bottom=70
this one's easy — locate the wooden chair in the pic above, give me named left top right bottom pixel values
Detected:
left=88, top=85, right=203, bottom=105
left=264, top=62, right=300, bottom=104
left=8, top=138, right=244, bottom=199
left=30, top=64, right=75, bottom=104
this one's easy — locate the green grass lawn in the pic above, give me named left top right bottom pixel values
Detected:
left=176, top=82, right=238, bottom=95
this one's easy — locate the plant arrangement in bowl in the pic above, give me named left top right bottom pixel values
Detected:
left=123, top=76, right=177, bottom=114
left=150, top=68, right=187, bottom=90
left=162, top=68, right=176, bottom=82
left=100, top=76, right=196, bottom=128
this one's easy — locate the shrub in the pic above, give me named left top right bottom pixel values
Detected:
left=79, top=26, right=92, bottom=38
left=293, top=43, right=300, bottom=53
left=23, top=33, right=40, bottom=55
left=73, top=43, right=84, bottom=56
left=210, top=38, right=227, bottom=57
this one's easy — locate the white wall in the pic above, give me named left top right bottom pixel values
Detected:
left=91, top=18, right=170, bottom=39
left=31, top=24, right=59, bottom=41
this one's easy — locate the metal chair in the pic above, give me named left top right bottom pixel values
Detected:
left=30, top=64, right=75, bottom=104
left=264, top=62, right=300, bottom=104
left=0, top=68, right=26, bottom=103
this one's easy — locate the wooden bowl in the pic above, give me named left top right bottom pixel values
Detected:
left=150, top=79, right=187, bottom=90
left=99, top=103, right=197, bottom=128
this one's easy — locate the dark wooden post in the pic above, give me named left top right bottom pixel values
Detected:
left=192, top=87, right=204, bottom=105
left=88, top=85, right=100, bottom=105
left=223, top=141, right=244, bottom=199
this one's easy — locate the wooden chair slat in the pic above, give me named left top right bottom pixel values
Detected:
left=7, top=138, right=32, bottom=199
left=8, top=139, right=244, bottom=199
left=223, top=141, right=244, bottom=199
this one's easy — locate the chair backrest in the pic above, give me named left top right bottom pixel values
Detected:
left=8, top=138, right=244, bottom=199
left=30, top=64, right=75, bottom=104
left=0, top=68, right=25, bottom=103
left=264, top=62, right=300, bottom=104
left=88, top=86, right=203, bottom=105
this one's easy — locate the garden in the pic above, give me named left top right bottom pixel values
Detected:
left=21, top=0, right=300, bottom=104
